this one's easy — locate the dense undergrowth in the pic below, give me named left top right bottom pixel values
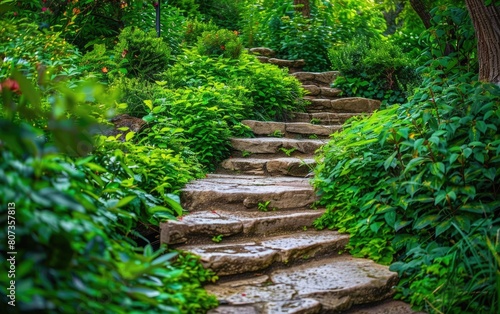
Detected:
left=1, top=0, right=499, bottom=313
left=313, top=6, right=500, bottom=313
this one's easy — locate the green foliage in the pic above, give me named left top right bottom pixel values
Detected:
left=197, top=29, right=243, bottom=59
left=156, top=83, right=251, bottom=170
left=195, top=0, right=245, bottom=30
left=0, top=74, right=218, bottom=313
left=0, top=18, right=82, bottom=81
left=240, top=0, right=385, bottom=71
left=167, top=49, right=305, bottom=121
left=114, top=26, right=171, bottom=81
left=314, top=54, right=500, bottom=312
left=183, top=19, right=220, bottom=47
left=329, top=38, right=419, bottom=105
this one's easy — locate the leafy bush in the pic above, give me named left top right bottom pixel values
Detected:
left=0, top=18, right=82, bottom=81
left=195, top=0, right=245, bottom=30
left=166, top=49, right=304, bottom=121
left=329, top=38, right=419, bottom=105
left=240, top=0, right=385, bottom=71
left=197, top=29, right=243, bottom=59
left=0, top=75, right=218, bottom=313
left=183, top=19, right=220, bottom=47
left=313, top=58, right=500, bottom=313
left=153, top=83, right=251, bottom=170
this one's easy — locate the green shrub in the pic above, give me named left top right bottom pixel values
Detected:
left=240, top=0, right=385, bottom=72
left=157, top=83, right=251, bottom=170
left=0, top=75, right=218, bottom=313
left=184, top=19, right=220, bottom=47
left=197, top=29, right=243, bottom=59
left=329, top=38, right=419, bottom=105
left=195, top=0, right=245, bottom=30
left=0, top=19, right=82, bottom=81
left=166, top=49, right=304, bottom=121
left=313, top=61, right=500, bottom=312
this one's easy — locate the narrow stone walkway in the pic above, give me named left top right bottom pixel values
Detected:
left=160, top=49, right=421, bottom=314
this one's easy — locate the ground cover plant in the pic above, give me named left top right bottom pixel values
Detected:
left=313, top=4, right=500, bottom=313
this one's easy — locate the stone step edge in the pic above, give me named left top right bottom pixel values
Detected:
left=178, top=230, right=349, bottom=276
left=242, top=120, right=342, bottom=137
left=181, top=174, right=319, bottom=212
left=206, top=255, right=398, bottom=313
left=230, top=137, right=327, bottom=155
left=220, top=157, right=316, bottom=177
left=160, top=208, right=325, bottom=245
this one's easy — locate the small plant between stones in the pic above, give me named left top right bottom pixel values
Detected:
left=211, top=234, right=223, bottom=243
left=280, top=147, right=297, bottom=156
left=258, top=201, right=276, bottom=212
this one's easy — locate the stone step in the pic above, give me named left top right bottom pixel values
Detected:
left=230, top=138, right=327, bottom=155
left=249, top=47, right=276, bottom=57
left=290, top=112, right=359, bottom=125
left=206, top=255, right=398, bottom=313
left=220, top=157, right=316, bottom=177
left=306, top=97, right=381, bottom=113
left=242, top=120, right=341, bottom=138
left=178, top=230, right=349, bottom=276
left=160, top=209, right=325, bottom=245
left=292, top=71, right=339, bottom=87
left=303, top=86, right=342, bottom=98
left=181, top=174, right=318, bottom=212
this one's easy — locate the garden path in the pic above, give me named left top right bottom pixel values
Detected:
left=160, top=50, right=423, bottom=314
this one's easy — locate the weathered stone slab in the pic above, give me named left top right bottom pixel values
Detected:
left=270, top=256, right=398, bottom=305
left=344, top=300, right=426, bottom=314
left=160, top=209, right=325, bottom=244
left=307, top=97, right=381, bottom=113
left=285, top=122, right=341, bottom=136
left=302, top=85, right=321, bottom=96
left=266, top=157, right=315, bottom=176
left=249, top=47, right=276, bottom=57
left=221, top=158, right=266, bottom=175
left=256, top=56, right=270, bottom=63
left=221, top=157, right=316, bottom=177
left=241, top=120, right=286, bottom=136
left=181, top=174, right=318, bottom=211
left=230, top=138, right=326, bottom=154
left=292, top=71, right=339, bottom=86
left=179, top=230, right=348, bottom=276
left=290, top=112, right=358, bottom=125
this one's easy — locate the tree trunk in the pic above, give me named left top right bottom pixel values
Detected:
left=465, top=0, right=500, bottom=84
left=410, top=0, right=432, bottom=29
left=294, top=0, right=311, bottom=18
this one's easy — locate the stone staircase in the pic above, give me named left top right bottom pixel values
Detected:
left=159, top=50, right=421, bottom=314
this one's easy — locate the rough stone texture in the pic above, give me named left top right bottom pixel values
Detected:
left=160, top=209, right=324, bottom=244
left=179, top=231, right=348, bottom=276
left=231, top=138, right=327, bottom=154
left=292, top=71, right=339, bottom=87
left=207, top=256, right=397, bottom=312
left=270, top=256, right=398, bottom=305
left=266, top=157, right=315, bottom=176
left=256, top=56, right=270, bottom=63
left=241, top=120, right=340, bottom=138
left=181, top=174, right=319, bottom=211
left=303, top=85, right=321, bottom=96
left=285, top=123, right=341, bottom=136
left=249, top=47, right=276, bottom=57
left=344, top=300, right=426, bottom=314
left=290, top=112, right=359, bottom=125
left=242, top=120, right=286, bottom=136
left=268, top=58, right=306, bottom=68
left=102, top=114, right=146, bottom=139
left=220, top=157, right=316, bottom=177
left=307, top=97, right=381, bottom=113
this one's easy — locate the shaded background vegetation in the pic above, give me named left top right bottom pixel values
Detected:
left=0, top=0, right=499, bottom=313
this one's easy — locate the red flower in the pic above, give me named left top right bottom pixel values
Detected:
left=1, top=78, right=21, bottom=94
left=153, top=1, right=159, bottom=7
left=102, top=67, right=108, bottom=73
left=121, top=49, right=128, bottom=58
left=41, top=7, right=48, bottom=12
left=220, top=45, right=225, bottom=50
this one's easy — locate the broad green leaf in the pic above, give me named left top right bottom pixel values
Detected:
left=413, top=214, right=439, bottom=230
left=115, top=195, right=136, bottom=208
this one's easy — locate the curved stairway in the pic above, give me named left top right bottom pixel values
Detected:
left=160, top=51, right=422, bottom=314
